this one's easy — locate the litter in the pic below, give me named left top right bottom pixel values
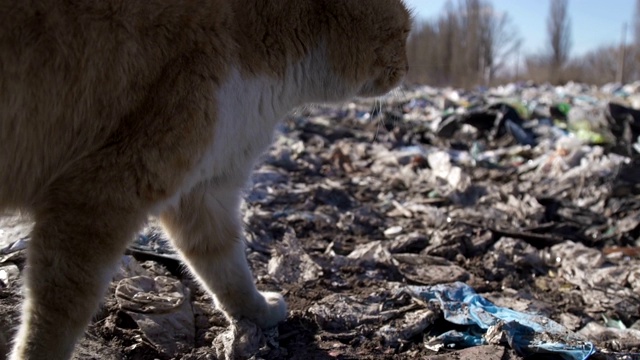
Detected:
left=409, top=282, right=595, bottom=360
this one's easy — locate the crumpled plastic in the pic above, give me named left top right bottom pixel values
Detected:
left=213, top=319, right=269, bottom=360
left=115, top=275, right=195, bottom=357
left=408, top=282, right=595, bottom=360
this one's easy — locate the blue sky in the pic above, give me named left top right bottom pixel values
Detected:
left=404, top=0, right=637, bottom=57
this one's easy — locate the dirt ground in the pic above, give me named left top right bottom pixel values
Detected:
left=2, top=85, right=640, bottom=359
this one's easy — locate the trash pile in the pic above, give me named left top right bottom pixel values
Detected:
left=1, top=81, right=640, bottom=359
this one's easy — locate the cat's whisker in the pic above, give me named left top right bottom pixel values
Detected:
left=373, top=97, right=385, bottom=142
left=399, top=88, right=406, bottom=98
left=390, top=86, right=406, bottom=100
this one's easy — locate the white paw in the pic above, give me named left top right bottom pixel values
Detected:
left=253, top=291, right=287, bottom=329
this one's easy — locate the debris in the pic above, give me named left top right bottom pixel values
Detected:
left=268, top=229, right=322, bottom=283
left=394, top=253, right=470, bottom=285
left=424, top=345, right=514, bottom=360
left=577, top=322, right=640, bottom=352
left=115, top=275, right=195, bottom=357
left=1, top=81, right=640, bottom=358
left=377, top=309, right=439, bottom=346
left=411, top=282, right=595, bottom=360
left=213, top=319, right=268, bottom=360
left=308, top=294, right=387, bottom=331
left=0, top=264, right=19, bottom=289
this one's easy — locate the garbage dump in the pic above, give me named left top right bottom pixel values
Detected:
left=1, top=81, right=640, bottom=359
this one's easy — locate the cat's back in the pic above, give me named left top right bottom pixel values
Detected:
left=0, top=0, right=233, bottom=207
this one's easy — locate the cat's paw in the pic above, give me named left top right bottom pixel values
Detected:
left=252, top=291, right=287, bottom=329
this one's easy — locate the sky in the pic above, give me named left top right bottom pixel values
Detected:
left=404, top=0, right=637, bottom=57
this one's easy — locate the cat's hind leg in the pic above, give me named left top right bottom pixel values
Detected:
left=160, top=182, right=286, bottom=328
left=10, top=201, right=144, bottom=360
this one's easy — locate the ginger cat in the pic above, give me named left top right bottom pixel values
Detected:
left=0, top=0, right=411, bottom=358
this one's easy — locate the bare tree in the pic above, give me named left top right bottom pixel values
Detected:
left=406, top=21, right=439, bottom=85
left=571, top=44, right=638, bottom=85
left=438, top=1, right=462, bottom=84
left=459, top=0, right=482, bottom=85
left=547, top=0, right=572, bottom=83
left=408, top=0, right=639, bottom=86
left=635, top=0, right=640, bottom=73
left=406, top=0, right=520, bottom=87
left=636, top=0, right=640, bottom=46
left=481, top=9, right=521, bottom=84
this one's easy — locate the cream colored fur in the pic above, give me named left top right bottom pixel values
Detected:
left=0, top=0, right=411, bottom=358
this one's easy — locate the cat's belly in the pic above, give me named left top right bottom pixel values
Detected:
left=153, top=68, right=288, bottom=213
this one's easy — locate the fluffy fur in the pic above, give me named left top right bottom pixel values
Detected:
left=0, top=0, right=411, bottom=358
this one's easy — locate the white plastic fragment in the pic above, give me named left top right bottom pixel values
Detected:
left=0, top=264, right=19, bottom=288
left=347, top=241, right=394, bottom=265
left=384, top=226, right=403, bottom=237
left=268, top=229, right=322, bottom=283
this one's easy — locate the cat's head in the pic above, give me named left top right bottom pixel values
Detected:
left=231, top=0, right=411, bottom=105
left=323, top=0, right=412, bottom=98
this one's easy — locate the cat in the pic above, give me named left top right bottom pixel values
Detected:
left=0, top=0, right=411, bottom=358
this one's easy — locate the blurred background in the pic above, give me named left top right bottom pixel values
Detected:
left=404, top=0, right=640, bottom=87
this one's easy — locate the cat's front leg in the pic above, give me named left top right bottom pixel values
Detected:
left=160, top=181, right=286, bottom=329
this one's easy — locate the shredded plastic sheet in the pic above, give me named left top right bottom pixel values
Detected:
left=409, top=282, right=595, bottom=360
